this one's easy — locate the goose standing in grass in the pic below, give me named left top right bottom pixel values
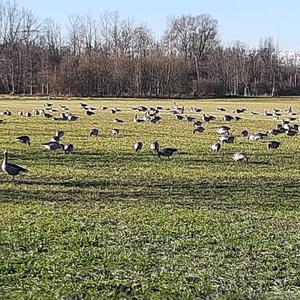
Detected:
left=267, top=141, right=280, bottom=151
left=51, top=135, right=61, bottom=142
left=217, top=125, right=230, bottom=135
left=134, top=114, right=145, bottom=123
left=112, top=128, right=120, bottom=137
left=220, top=135, right=235, bottom=144
left=232, top=152, right=248, bottom=163
left=2, top=150, right=28, bottom=181
left=86, top=110, right=95, bottom=116
left=16, top=135, right=31, bottom=146
left=157, top=147, right=178, bottom=159
left=211, top=142, right=221, bottom=153
left=42, top=141, right=63, bottom=151
left=63, top=144, right=74, bottom=154
left=150, top=141, right=160, bottom=153
left=55, top=130, right=64, bottom=139
left=193, top=126, right=205, bottom=134
left=241, top=130, right=249, bottom=137
left=114, top=118, right=124, bottom=123
left=89, top=128, right=99, bottom=138
left=134, top=141, right=143, bottom=152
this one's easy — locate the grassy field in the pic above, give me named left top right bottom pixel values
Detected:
left=1, top=96, right=300, bottom=299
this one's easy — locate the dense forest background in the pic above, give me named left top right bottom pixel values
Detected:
left=0, top=0, right=299, bottom=97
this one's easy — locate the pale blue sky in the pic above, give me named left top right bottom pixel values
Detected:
left=16, top=0, right=300, bottom=50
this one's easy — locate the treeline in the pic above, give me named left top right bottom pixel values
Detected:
left=0, top=0, right=299, bottom=97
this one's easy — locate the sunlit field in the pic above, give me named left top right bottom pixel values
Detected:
left=1, top=95, right=300, bottom=299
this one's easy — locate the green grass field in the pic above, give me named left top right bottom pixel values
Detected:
left=1, top=96, right=300, bottom=299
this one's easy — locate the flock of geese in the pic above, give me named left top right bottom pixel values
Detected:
left=1, top=100, right=299, bottom=181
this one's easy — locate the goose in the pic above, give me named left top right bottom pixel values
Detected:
left=216, top=107, right=226, bottom=112
left=268, top=129, right=280, bottom=136
left=235, top=108, right=247, bottom=113
left=149, top=116, right=161, bottom=124
left=241, top=130, right=249, bottom=137
left=3, top=110, right=12, bottom=116
left=89, top=128, right=99, bottom=138
left=157, top=147, right=178, bottom=159
left=193, top=126, right=205, bottom=134
left=176, top=114, right=184, bottom=120
left=220, top=135, right=235, bottom=144
left=18, top=111, right=23, bottom=116
left=286, top=129, right=297, bottom=137
left=223, top=115, right=234, bottom=121
left=111, top=107, right=121, bottom=114
left=112, top=128, right=120, bottom=137
left=55, top=131, right=64, bottom=138
left=24, top=111, right=32, bottom=117
left=133, top=141, right=143, bottom=152
left=86, top=110, right=95, bottom=116
left=248, top=132, right=268, bottom=141
left=186, top=115, right=196, bottom=122
left=102, top=106, right=108, bottom=110
left=134, top=114, right=145, bottom=123
left=51, top=135, right=61, bottom=142
left=191, top=107, right=201, bottom=113
left=80, top=103, right=88, bottom=108
left=113, top=118, right=124, bottom=123
left=2, top=150, right=28, bottom=180
left=137, top=105, right=148, bottom=112
left=32, top=109, right=40, bottom=115
left=63, top=144, right=74, bottom=154
left=68, top=115, right=79, bottom=121
left=150, top=141, right=160, bottom=153
left=202, top=114, right=215, bottom=122
left=43, top=112, right=53, bottom=119
left=211, top=142, right=221, bottom=153
left=264, top=110, right=272, bottom=117
left=267, top=141, right=280, bottom=151
left=232, top=152, right=247, bottom=163
left=16, top=135, right=31, bottom=146
left=60, top=113, right=68, bottom=121
left=60, top=104, right=68, bottom=110
left=217, top=126, right=230, bottom=135
left=234, top=116, right=242, bottom=121
left=41, top=141, right=63, bottom=151
left=193, top=120, right=203, bottom=127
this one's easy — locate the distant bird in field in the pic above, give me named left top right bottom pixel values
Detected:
left=114, top=118, right=124, bottom=123
left=89, top=128, right=99, bottom=138
left=112, top=128, right=120, bottom=137
left=193, top=126, right=205, bottom=134
left=16, top=135, right=31, bottom=146
left=217, top=126, right=230, bottom=135
left=232, top=152, right=248, bottom=163
left=134, top=114, right=145, bottom=123
left=41, top=141, right=63, bottom=151
left=150, top=141, right=160, bottom=153
left=2, top=150, right=28, bottom=181
left=220, top=135, right=235, bottom=144
left=211, top=142, right=221, bottom=153
left=55, top=130, right=64, bottom=139
left=63, top=144, right=74, bottom=154
left=157, top=147, right=178, bottom=159
left=134, top=141, right=143, bottom=152
left=86, top=110, right=95, bottom=116
left=267, top=141, right=281, bottom=151
left=241, top=130, right=249, bottom=137
left=51, top=135, right=61, bottom=142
